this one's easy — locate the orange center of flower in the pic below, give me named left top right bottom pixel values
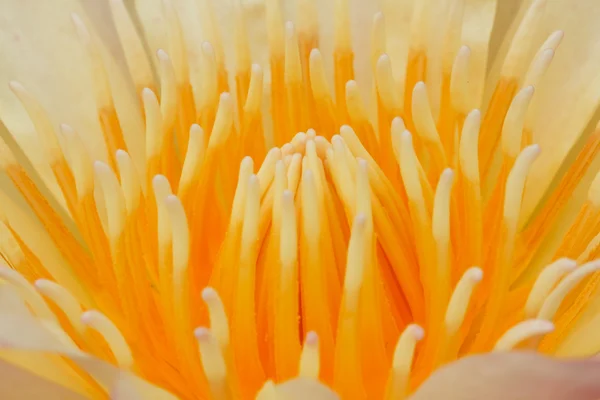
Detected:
left=2, top=0, right=600, bottom=399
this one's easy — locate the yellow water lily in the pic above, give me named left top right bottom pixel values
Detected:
left=2, top=0, right=600, bottom=398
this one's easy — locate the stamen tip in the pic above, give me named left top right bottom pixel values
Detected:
left=305, top=331, right=319, bottom=345
left=194, top=326, right=211, bottom=341
left=538, top=320, right=555, bottom=332
left=310, top=48, right=321, bottom=60
left=408, top=324, right=425, bottom=341
left=59, top=123, right=74, bottom=134
left=93, top=160, right=110, bottom=173
left=8, top=80, right=23, bottom=92
left=441, top=168, right=454, bottom=180
left=282, top=189, right=293, bottom=201
left=357, top=158, right=368, bottom=169
left=33, top=279, right=50, bottom=289
left=377, top=53, right=390, bottom=65
left=251, top=63, right=262, bottom=74
left=468, top=109, right=481, bottom=119
left=467, top=267, right=484, bottom=282
left=81, top=309, right=99, bottom=324
left=201, top=287, right=218, bottom=301
left=458, top=45, right=471, bottom=55
left=156, top=48, right=169, bottom=60
left=354, top=213, right=367, bottom=226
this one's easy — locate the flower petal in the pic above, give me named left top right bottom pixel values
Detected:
left=410, top=352, right=600, bottom=400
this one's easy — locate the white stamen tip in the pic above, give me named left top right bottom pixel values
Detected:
left=194, top=326, right=211, bottom=340
left=305, top=331, right=318, bottom=345
left=409, top=324, right=425, bottom=341
left=466, top=267, right=484, bottom=282
left=201, top=287, right=218, bottom=301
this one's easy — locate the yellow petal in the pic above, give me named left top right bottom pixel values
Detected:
left=410, top=353, right=600, bottom=400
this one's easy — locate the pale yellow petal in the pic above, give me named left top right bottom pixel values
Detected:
left=410, top=353, right=600, bottom=400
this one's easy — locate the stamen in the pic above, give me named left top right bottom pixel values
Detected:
left=197, top=42, right=219, bottom=129
left=178, top=124, right=206, bottom=201
left=501, top=86, right=535, bottom=158
left=197, top=0, right=227, bottom=91
left=109, top=0, right=154, bottom=93
left=523, top=49, right=555, bottom=90
left=309, top=49, right=337, bottom=138
left=162, top=0, right=188, bottom=84
left=501, top=0, right=548, bottom=78
left=35, top=279, right=84, bottom=333
left=58, top=124, right=94, bottom=200
left=195, top=327, right=231, bottom=400
left=299, top=331, right=320, bottom=379
left=71, top=14, right=112, bottom=113
left=274, top=190, right=301, bottom=380
left=432, top=169, right=454, bottom=304
left=445, top=267, right=483, bottom=336
left=333, top=0, right=353, bottom=119
left=233, top=0, right=251, bottom=116
left=525, top=258, right=577, bottom=318
left=82, top=310, right=133, bottom=368
left=475, top=145, right=541, bottom=349
left=300, top=168, right=336, bottom=382
left=456, top=110, right=483, bottom=272
left=142, top=88, right=164, bottom=180
left=157, top=49, right=177, bottom=137
left=450, top=46, right=472, bottom=116
left=152, top=174, right=174, bottom=292
left=412, top=82, right=447, bottom=178
left=538, top=261, right=600, bottom=321
left=285, top=22, right=308, bottom=135
left=116, top=150, right=142, bottom=215
left=345, top=81, right=378, bottom=155
left=0, top=267, right=56, bottom=322
left=8, top=82, right=63, bottom=165
left=376, top=55, right=402, bottom=114
left=94, top=161, right=126, bottom=244
left=241, top=64, right=266, bottom=162
left=72, top=13, right=127, bottom=169
left=266, top=0, right=286, bottom=144
left=202, top=288, right=230, bottom=350
left=334, top=214, right=367, bottom=398
left=231, top=175, right=265, bottom=395
left=384, top=324, right=424, bottom=400
left=493, top=319, right=554, bottom=351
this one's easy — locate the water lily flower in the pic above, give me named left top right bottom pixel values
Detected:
left=2, top=0, right=600, bottom=398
